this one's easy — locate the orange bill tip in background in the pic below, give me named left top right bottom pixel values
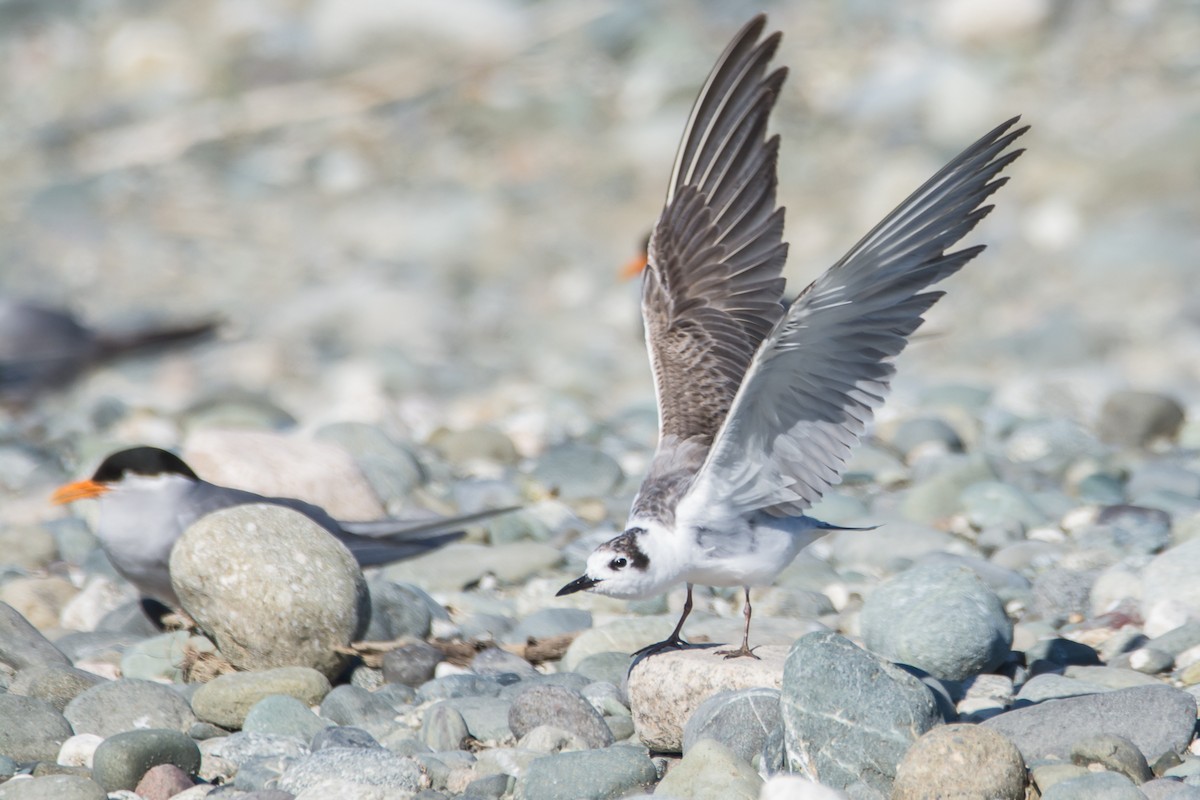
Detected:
left=51, top=480, right=109, bottom=505
left=618, top=233, right=652, bottom=281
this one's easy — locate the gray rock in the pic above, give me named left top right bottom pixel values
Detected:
left=531, top=442, right=623, bottom=500
left=1041, top=770, right=1145, bottom=800
left=573, top=653, right=629, bottom=687
left=1016, top=674, right=1110, bottom=704
left=890, top=417, right=964, bottom=459
left=0, top=601, right=70, bottom=671
left=311, top=726, right=381, bottom=752
left=209, top=730, right=311, bottom=768
left=65, top=678, right=197, bottom=737
left=516, top=745, right=658, bottom=800
left=892, top=723, right=1026, bottom=800
left=466, top=771, right=511, bottom=799
left=1144, top=538, right=1200, bottom=620
left=428, top=426, right=519, bottom=468
left=682, top=687, right=780, bottom=766
left=983, top=684, right=1196, bottom=762
left=7, top=664, right=106, bottom=712
left=440, top=696, right=513, bottom=743
left=1026, top=637, right=1102, bottom=668
left=417, top=674, right=507, bottom=702
left=500, top=672, right=590, bottom=700
left=1071, top=733, right=1153, bottom=784
left=1079, top=505, right=1173, bottom=555
left=422, top=703, right=470, bottom=751
left=0, top=694, right=72, bottom=763
left=373, top=683, right=418, bottom=708
left=1063, top=665, right=1163, bottom=689
left=962, top=480, right=1048, bottom=529
left=0, top=774, right=107, bottom=800
left=170, top=504, right=370, bottom=679
left=276, top=747, right=424, bottom=794
left=0, top=524, right=57, bottom=570
left=363, top=580, right=434, bottom=641
left=1142, top=778, right=1200, bottom=799
left=655, top=737, right=762, bottom=799
left=314, top=421, right=426, bottom=504
left=1033, top=569, right=1099, bottom=624
left=243, top=695, right=332, bottom=743
left=1078, top=473, right=1127, bottom=505
left=860, top=562, right=1012, bottom=681
left=782, top=632, right=940, bottom=795
left=508, top=685, right=614, bottom=750
left=472, top=647, right=538, bottom=678
left=1151, top=621, right=1200, bottom=657
left=90, top=728, right=201, bottom=791
left=1097, top=390, right=1185, bottom=448
left=190, top=667, right=332, bottom=730
left=382, top=640, right=444, bottom=688
left=318, top=685, right=397, bottom=735
left=120, top=630, right=217, bottom=683
left=899, top=453, right=996, bottom=522
left=505, top=608, right=593, bottom=644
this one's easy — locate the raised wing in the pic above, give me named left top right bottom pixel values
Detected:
left=676, top=117, right=1028, bottom=523
left=642, top=14, right=790, bottom=449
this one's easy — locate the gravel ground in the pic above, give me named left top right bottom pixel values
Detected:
left=0, top=1, right=1199, bottom=799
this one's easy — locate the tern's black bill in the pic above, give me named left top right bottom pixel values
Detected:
left=556, top=575, right=598, bottom=596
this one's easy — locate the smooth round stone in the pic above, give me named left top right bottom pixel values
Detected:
left=1041, top=770, right=1145, bottom=800
left=1026, top=638, right=1102, bottom=669
left=961, top=481, right=1048, bottom=529
left=899, top=454, right=996, bottom=522
left=860, top=562, right=1011, bottom=681
left=1082, top=505, right=1172, bottom=555
left=208, top=731, right=311, bottom=769
left=276, top=747, right=425, bottom=795
left=1077, top=474, right=1127, bottom=505
left=381, top=641, right=444, bottom=688
left=516, top=745, right=658, bottom=800
left=573, top=652, right=629, bottom=687
left=984, top=685, right=1196, bottom=763
left=518, top=725, right=589, bottom=754
left=655, top=738, right=762, bottom=799
left=0, top=774, right=106, bottom=799
left=65, top=678, right=196, bottom=737
left=417, top=675, right=506, bottom=702
left=0, top=575, right=77, bottom=629
left=1005, top=419, right=1105, bottom=476
left=530, top=442, right=623, bottom=500
left=891, top=417, right=965, bottom=460
left=1071, top=733, right=1153, bottom=783
left=503, top=608, right=593, bottom=644
left=437, top=697, right=513, bottom=743
left=8, top=664, right=106, bottom=712
left=134, top=763, right=194, bottom=799
left=893, top=723, right=1026, bottom=800
left=120, top=630, right=217, bottom=683
left=503, top=672, right=592, bottom=698
left=422, top=703, right=470, bottom=751
left=471, top=647, right=537, bottom=678
left=91, top=729, right=201, bottom=792
left=57, top=733, right=103, bottom=768
left=782, top=632, right=940, bottom=796
left=191, top=667, right=332, bottom=730
left=1097, top=391, right=1185, bottom=448
left=0, top=694, right=73, bottom=763
left=427, top=426, right=519, bottom=468
left=1032, top=568, right=1098, bottom=624
left=1144, top=538, right=1200, bottom=620
left=318, top=685, right=397, bottom=734
left=170, top=504, right=370, bottom=679
left=0, top=601, right=71, bottom=671
left=363, top=580, right=434, bottom=641
left=311, top=726, right=381, bottom=752
left=243, top=695, right=332, bottom=743
left=0, top=525, right=58, bottom=570
left=682, top=687, right=780, bottom=766
left=464, top=772, right=510, bottom=799
left=1143, top=778, right=1200, bottom=800
left=508, top=685, right=613, bottom=749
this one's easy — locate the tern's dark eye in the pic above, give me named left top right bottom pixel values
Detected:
left=609, top=557, right=628, bottom=570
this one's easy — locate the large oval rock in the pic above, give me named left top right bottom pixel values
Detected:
left=627, top=646, right=788, bottom=753
left=682, top=687, right=781, bottom=766
left=782, top=632, right=940, bottom=796
left=169, top=504, right=370, bottom=679
left=64, top=678, right=197, bottom=737
left=892, top=724, right=1026, bottom=800
left=90, top=729, right=201, bottom=792
left=0, top=694, right=73, bottom=763
left=190, top=666, right=332, bottom=730
left=508, top=685, right=613, bottom=749
left=860, top=562, right=1012, bottom=680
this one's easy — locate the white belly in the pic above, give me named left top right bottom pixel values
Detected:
left=682, top=514, right=829, bottom=588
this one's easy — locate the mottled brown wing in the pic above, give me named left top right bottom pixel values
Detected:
left=642, top=14, right=789, bottom=448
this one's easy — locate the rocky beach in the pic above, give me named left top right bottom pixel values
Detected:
left=1, top=1, right=1199, bottom=798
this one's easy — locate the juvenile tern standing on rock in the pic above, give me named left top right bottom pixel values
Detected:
left=53, top=446, right=516, bottom=607
left=558, top=15, right=1026, bottom=659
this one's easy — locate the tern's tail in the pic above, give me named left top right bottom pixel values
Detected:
left=94, top=320, right=219, bottom=361
left=337, top=505, right=520, bottom=567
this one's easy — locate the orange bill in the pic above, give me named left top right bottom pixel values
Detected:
left=51, top=480, right=109, bottom=505
left=619, top=251, right=648, bottom=281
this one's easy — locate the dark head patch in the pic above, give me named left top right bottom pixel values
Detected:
left=92, top=447, right=199, bottom=483
left=609, top=527, right=650, bottom=571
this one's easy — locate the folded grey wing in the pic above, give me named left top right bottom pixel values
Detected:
left=678, top=117, right=1028, bottom=521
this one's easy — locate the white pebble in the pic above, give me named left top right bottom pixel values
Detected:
left=57, top=733, right=104, bottom=768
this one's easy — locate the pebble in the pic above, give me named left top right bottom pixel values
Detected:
left=242, top=695, right=333, bottom=743
left=0, top=575, right=78, bottom=630
left=120, top=631, right=217, bottom=683
left=0, top=694, right=73, bottom=763
left=530, top=442, right=623, bottom=500
left=318, top=686, right=397, bottom=737
left=8, top=664, right=107, bottom=711
left=626, top=646, right=787, bottom=753
left=782, top=632, right=939, bottom=795
left=517, top=725, right=589, bottom=754
left=654, top=738, right=762, bottom=800
left=0, top=602, right=71, bottom=671
left=275, top=747, right=425, bottom=795
left=1144, top=538, right=1200, bottom=624
left=0, top=774, right=108, bottom=799
left=169, top=504, right=370, bottom=679
left=471, top=647, right=539, bottom=678
left=363, top=580, right=434, bottom=641
left=573, top=653, right=629, bottom=687
left=507, top=685, right=613, bottom=749
left=64, top=678, right=197, bottom=737
left=421, top=704, right=470, bottom=751
left=1040, top=770, right=1145, bottom=800
left=860, top=561, right=1012, bottom=680
left=90, top=728, right=201, bottom=791
left=681, top=687, right=780, bottom=766
left=190, top=667, right=332, bottom=730
left=133, top=763, right=195, bottom=800
left=983, top=685, right=1196, bottom=763
left=515, top=745, right=658, bottom=800
left=437, top=697, right=514, bottom=743
left=758, top=774, right=850, bottom=800
left=1071, top=733, right=1154, bottom=784
left=381, top=641, right=444, bottom=688
left=1097, top=391, right=1186, bottom=448
left=892, top=723, right=1026, bottom=800
left=311, top=726, right=382, bottom=752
